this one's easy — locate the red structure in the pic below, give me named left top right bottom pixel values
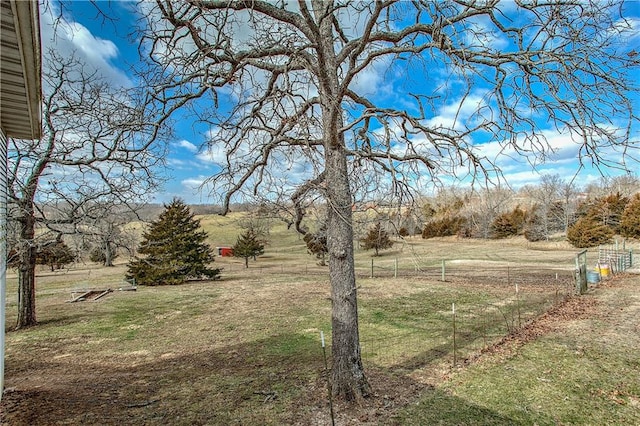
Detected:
left=217, top=247, right=234, bottom=257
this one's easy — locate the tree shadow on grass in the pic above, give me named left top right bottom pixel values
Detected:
left=391, top=387, right=528, bottom=425
left=2, top=330, right=555, bottom=426
left=2, top=332, right=326, bottom=425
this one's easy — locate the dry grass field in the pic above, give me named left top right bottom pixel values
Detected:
left=1, top=214, right=639, bottom=425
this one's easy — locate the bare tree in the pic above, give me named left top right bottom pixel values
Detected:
left=76, top=201, right=141, bottom=267
left=586, top=174, right=640, bottom=199
left=7, top=49, right=167, bottom=328
left=139, top=0, right=639, bottom=400
left=464, top=186, right=514, bottom=238
left=522, top=174, right=570, bottom=240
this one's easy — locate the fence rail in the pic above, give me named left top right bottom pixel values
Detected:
left=598, top=247, right=634, bottom=273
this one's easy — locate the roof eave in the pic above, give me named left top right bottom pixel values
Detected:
left=5, top=0, right=42, bottom=139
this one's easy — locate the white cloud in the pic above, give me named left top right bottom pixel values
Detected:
left=181, top=176, right=207, bottom=189
left=175, top=139, right=198, bottom=153
left=424, top=93, right=487, bottom=131
left=40, top=2, right=132, bottom=88
left=348, top=56, right=394, bottom=98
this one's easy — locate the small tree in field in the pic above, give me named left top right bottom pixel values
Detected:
left=36, top=238, right=75, bottom=272
left=304, top=223, right=328, bottom=266
left=233, top=229, right=265, bottom=268
left=360, top=223, right=393, bottom=256
left=126, top=199, right=220, bottom=285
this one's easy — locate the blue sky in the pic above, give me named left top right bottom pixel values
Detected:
left=40, top=1, right=640, bottom=205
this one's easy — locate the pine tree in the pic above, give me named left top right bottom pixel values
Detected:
left=126, top=198, right=220, bottom=285
left=37, top=238, right=76, bottom=271
left=233, top=228, right=265, bottom=268
left=360, top=222, right=393, bottom=256
left=620, top=193, right=640, bottom=238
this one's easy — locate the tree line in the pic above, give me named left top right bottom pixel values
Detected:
left=386, top=175, right=639, bottom=248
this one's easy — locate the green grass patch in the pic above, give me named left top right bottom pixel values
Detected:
left=398, top=298, right=640, bottom=425
left=356, top=285, right=551, bottom=369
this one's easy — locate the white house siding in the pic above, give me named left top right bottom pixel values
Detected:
left=0, top=127, right=7, bottom=400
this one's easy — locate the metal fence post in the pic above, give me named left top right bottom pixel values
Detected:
left=394, top=258, right=398, bottom=278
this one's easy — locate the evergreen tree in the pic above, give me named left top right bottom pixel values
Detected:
left=583, top=192, right=629, bottom=234
left=491, top=206, right=527, bottom=239
left=126, top=198, right=220, bottom=285
left=566, top=217, right=614, bottom=248
left=620, top=193, right=640, bottom=239
left=360, top=222, right=393, bottom=256
left=90, top=246, right=119, bottom=265
left=233, top=228, right=265, bottom=268
left=422, top=216, right=467, bottom=239
left=36, top=238, right=76, bottom=271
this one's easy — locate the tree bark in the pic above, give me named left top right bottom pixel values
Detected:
left=325, top=142, right=370, bottom=400
left=104, top=239, right=114, bottom=267
left=16, top=205, right=37, bottom=329
left=316, top=3, right=369, bottom=399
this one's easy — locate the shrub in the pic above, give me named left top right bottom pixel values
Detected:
left=566, top=217, right=614, bottom=248
left=422, top=216, right=466, bottom=239
left=620, top=193, right=640, bottom=238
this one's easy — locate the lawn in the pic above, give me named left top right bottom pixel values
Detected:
left=2, top=215, right=638, bottom=425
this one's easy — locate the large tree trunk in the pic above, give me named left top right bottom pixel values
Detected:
left=315, top=2, right=369, bottom=400
left=16, top=208, right=37, bottom=329
left=325, top=142, right=370, bottom=400
left=104, top=240, right=114, bottom=267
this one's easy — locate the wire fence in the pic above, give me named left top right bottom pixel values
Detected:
left=358, top=284, right=569, bottom=369
left=220, top=249, right=632, bottom=372
left=322, top=257, right=577, bottom=370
